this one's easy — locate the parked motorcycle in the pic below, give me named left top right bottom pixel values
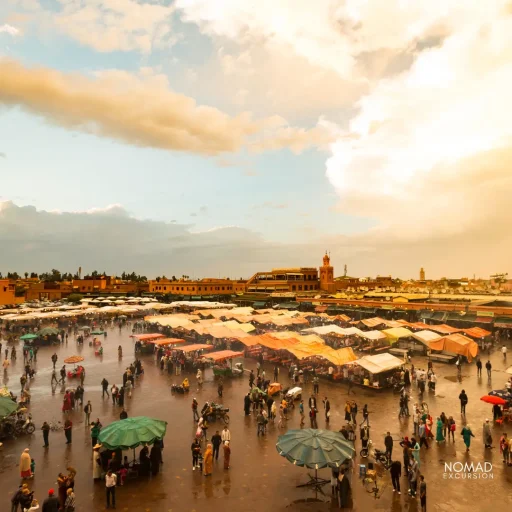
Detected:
left=15, top=413, right=35, bottom=436
left=202, top=401, right=230, bottom=424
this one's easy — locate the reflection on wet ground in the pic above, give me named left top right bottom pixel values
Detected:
left=1, top=326, right=511, bottom=511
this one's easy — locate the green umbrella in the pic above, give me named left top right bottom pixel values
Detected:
left=276, top=429, right=355, bottom=492
left=0, top=396, right=18, bottom=419
left=98, top=416, right=168, bottom=450
left=77, top=326, right=90, bottom=331
left=20, top=334, right=38, bottom=340
left=91, top=330, right=105, bottom=335
left=37, top=327, right=59, bottom=336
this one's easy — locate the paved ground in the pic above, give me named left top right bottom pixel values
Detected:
left=1, top=325, right=512, bottom=511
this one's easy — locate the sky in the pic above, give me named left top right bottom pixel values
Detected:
left=1, top=1, right=511, bottom=280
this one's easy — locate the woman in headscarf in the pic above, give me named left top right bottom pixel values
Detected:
left=203, top=443, right=213, bottom=476
left=19, top=448, right=32, bottom=479
left=93, top=444, right=102, bottom=480
left=344, top=401, right=352, bottom=423
left=223, top=441, right=231, bottom=470
left=461, top=425, right=475, bottom=452
left=139, top=444, right=150, bottom=476
left=435, top=417, right=445, bottom=443
left=64, top=488, right=76, bottom=512
left=483, top=419, right=493, bottom=448
left=150, top=442, right=162, bottom=475
left=62, top=391, right=72, bottom=413
left=411, top=438, right=421, bottom=468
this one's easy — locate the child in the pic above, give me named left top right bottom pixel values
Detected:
left=30, top=458, right=35, bottom=476
left=118, top=466, right=128, bottom=485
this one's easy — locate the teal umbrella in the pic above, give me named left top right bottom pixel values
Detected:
left=37, top=327, right=59, bottom=336
left=0, top=396, right=18, bottom=419
left=20, top=334, right=38, bottom=340
left=276, top=429, right=355, bottom=492
left=98, top=416, right=168, bottom=450
left=91, top=330, right=105, bottom=335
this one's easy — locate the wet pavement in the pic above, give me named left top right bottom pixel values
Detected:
left=1, top=325, right=512, bottom=511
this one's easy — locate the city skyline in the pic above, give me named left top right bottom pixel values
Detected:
left=1, top=1, right=511, bottom=278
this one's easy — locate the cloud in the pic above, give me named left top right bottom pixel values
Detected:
left=326, top=8, right=512, bottom=239
left=0, top=58, right=331, bottom=156
left=0, top=201, right=509, bottom=279
left=0, top=24, right=20, bottom=36
left=0, top=152, right=6, bottom=158
left=6, top=0, right=175, bottom=53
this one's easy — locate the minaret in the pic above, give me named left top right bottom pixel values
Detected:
left=420, top=267, right=425, bottom=281
left=320, top=252, right=335, bottom=291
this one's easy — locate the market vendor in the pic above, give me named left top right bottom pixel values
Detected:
left=182, top=378, right=190, bottom=391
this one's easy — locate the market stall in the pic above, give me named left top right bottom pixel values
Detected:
left=202, top=350, right=245, bottom=378
left=353, top=353, right=404, bottom=389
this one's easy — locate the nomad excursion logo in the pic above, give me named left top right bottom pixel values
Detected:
left=444, top=462, right=493, bottom=479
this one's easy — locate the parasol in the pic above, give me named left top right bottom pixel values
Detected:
left=480, top=395, right=506, bottom=405
left=64, top=355, right=85, bottom=364
left=20, top=334, right=38, bottom=340
left=0, top=396, right=18, bottom=419
left=488, top=389, right=512, bottom=401
left=98, top=416, right=168, bottom=450
left=276, top=429, right=355, bottom=492
left=37, top=327, right=59, bottom=336
left=91, top=330, right=105, bottom=335
left=77, top=326, right=91, bottom=331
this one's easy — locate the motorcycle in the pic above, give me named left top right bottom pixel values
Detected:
left=15, top=413, right=35, bottom=435
left=171, top=384, right=190, bottom=394
left=360, top=440, right=391, bottom=469
left=204, top=402, right=230, bottom=424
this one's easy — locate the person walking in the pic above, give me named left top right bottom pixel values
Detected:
left=408, top=458, right=419, bottom=497
left=273, top=366, right=278, bottom=382
left=499, top=433, right=510, bottom=465
left=459, top=389, right=468, bottom=415
left=101, top=378, right=109, bottom=398
left=19, top=448, right=32, bottom=479
left=192, top=398, right=199, bottom=422
left=461, top=425, right=475, bottom=452
left=51, top=353, right=58, bottom=369
left=42, top=421, right=50, bottom=448
left=309, top=407, right=318, bottom=429
left=418, top=421, right=429, bottom=449
left=59, top=366, right=66, bottom=384
left=360, top=404, right=369, bottom=426
left=476, top=357, right=482, bottom=377
left=105, top=469, right=117, bottom=509
left=419, top=475, right=427, bottom=512
left=502, top=345, right=507, bottom=360
left=191, top=438, right=201, bottom=470
left=384, top=432, right=394, bottom=461
left=223, top=441, right=231, bottom=469
left=299, top=399, right=305, bottom=427
left=485, top=360, right=492, bottom=380
left=313, top=375, right=319, bottom=394
left=483, top=419, right=493, bottom=448
left=350, top=401, right=357, bottom=424
left=42, top=489, right=59, bottom=512
left=64, top=419, right=72, bottom=444
left=211, top=431, right=222, bottom=460
left=390, top=459, right=401, bottom=494
left=435, top=417, right=445, bottom=443
left=448, top=416, right=456, bottom=442
left=221, top=426, right=231, bottom=444
left=10, top=485, right=24, bottom=512
left=84, top=401, right=92, bottom=426
left=91, top=421, right=101, bottom=446
left=217, top=380, right=223, bottom=398
left=323, top=397, right=330, bottom=423
left=203, top=444, right=213, bottom=476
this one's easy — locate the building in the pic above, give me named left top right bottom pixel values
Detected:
left=71, top=276, right=148, bottom=295
left=149, top=278, right=246, bottom=296
left=25, top=281, right=73, bottom=302
left=419, top=267, right=425, bottom=281
left=246, top=267, right=319, bottom=293
left=319, top=252, right=335, bottom=292
left=0, top=279, right=16, bottom=305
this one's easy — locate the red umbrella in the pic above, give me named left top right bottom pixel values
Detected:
left=480, top=395, right=506, bottom=405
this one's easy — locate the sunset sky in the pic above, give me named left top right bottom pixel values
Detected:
left=1, top=1, right=511, bottom=279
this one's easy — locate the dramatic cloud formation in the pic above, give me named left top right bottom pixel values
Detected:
left=0, top=59, right=332, bottom=156
left=1, top=201, right=509, bottom=279
left=327, top=4, right=512, bottom=237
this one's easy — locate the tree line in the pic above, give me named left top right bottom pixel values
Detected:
left=0, top=270, right=148, bottom=282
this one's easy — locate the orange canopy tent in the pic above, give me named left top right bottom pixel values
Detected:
left=145, top=338, right=186, bottom=345
left=203, top=350, right=244, bottom=362
left=179, top=344, right=214, bottom=353
left=429, top=333, right=479, bottom=362
left=462, top=327, right=491, bottom=339
left=131, top=333, right=166, bottom=341
left=428, top=324, right=461, bottom=335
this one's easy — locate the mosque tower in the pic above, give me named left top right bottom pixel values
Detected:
left=419, top=267, right=425, bottom=281
left=320, top=251, right=335, bottom=291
